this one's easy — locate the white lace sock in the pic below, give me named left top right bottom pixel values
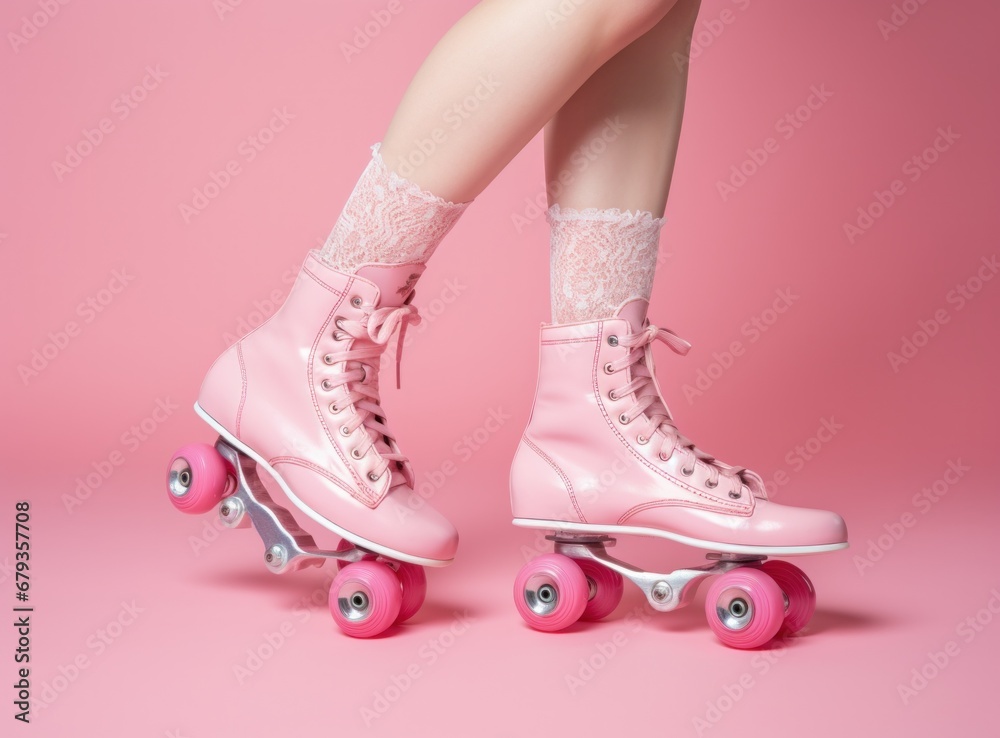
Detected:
left=320, top=143, right=469, bottom=272
left=548, top=204, right=664, bottom=323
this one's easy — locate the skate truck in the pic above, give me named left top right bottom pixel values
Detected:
left=167, top=438, right=427, bottom=638
left=512, top=531, right=819, bottom=649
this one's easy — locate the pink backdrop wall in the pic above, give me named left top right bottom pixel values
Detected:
left=2, top=1, right=998, bottom=736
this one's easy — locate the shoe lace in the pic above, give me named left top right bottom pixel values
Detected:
left=609, top=324, right=754, bottom=497
left=322, top=303, right=421, bottom=489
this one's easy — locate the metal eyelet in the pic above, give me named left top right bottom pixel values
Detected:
left=607, top=335, right=619, bottom=347
left=339, top=426, right=351, bottom=437
left=351, top=448, right=363, bottom=459
left=321, top=379, right=333, bottom=391
left=659, top=451, right=670, bottom=461
left=329, top=403, right=339, bottom=414
left=350, top=296, right=363, bottom=308
left=636, top=435, right=648, bottom=445
left=619, top=413, right=630, bottom=425
left=604, top=363, right=614, bottom=374
left=705, top=479, right=718, bottom=489
left=608, top=390, right=617, bottom=401
left=367, top=471, right=380, bottom=482
left=681, top=466, right=694, bottom=476
left=323, top=354, right=334, bottom=365
left=729, top=490, right=742, bottom=499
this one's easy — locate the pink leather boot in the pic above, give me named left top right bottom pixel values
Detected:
left=167, top=252, right=456, bottom=637
left=510, top=298, right=847, bottom=646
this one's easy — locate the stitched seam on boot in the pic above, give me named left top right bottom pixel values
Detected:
left=235, top=342, right=248, bottom=439
left=617, top=499, right=742, bottom=526
left=522, top=436, right=586, bottom=523
left=269, top=456, right=371, bottom=506
left=302, top=266, right=345, bottom=295
left=591, top=322, right=750, bottom=512
left=540, top=336, right=598, bottom=346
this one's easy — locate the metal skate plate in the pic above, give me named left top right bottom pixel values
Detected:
left=214, top=440, right=372, bottom=574
left=551, top=532, right=764, bottom=613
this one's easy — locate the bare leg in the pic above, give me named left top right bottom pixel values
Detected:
left=546, top=0, right=702, bottom=215
left=380, top=0, right=682, bottom=203
left=543, top=0, right=701, bottom=323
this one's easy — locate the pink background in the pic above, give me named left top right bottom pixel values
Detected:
left=2, top=0, right=999, bottom=735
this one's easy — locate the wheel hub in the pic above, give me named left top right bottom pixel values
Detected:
left=715, top=587, right=754, bottom=631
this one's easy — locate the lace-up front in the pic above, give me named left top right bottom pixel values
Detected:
left=606, top=324, right=755, bottom=499
left=321, top=302, right=421, bottom=489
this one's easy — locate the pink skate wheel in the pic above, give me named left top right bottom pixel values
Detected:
left=334, top=538, right=377, bottom=570
left=705, top=567, right=785, bottom=649
left=393, top=563, right=427, bottom=624
left=760, top=560, right=817, bottom=634
left=576, top=559, right=624, bottom=621
left=330, top=561, right=402, bottom=638
left=513, top=554, right=588, bottom=632
left=166, top=443, right=230, bottom=514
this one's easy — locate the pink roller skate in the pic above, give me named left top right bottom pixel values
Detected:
left=510, top=299, right=847, bottom=648
left=167, top=252, right=457, bottom=638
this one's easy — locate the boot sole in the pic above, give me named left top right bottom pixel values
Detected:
left=512, top=517, right=848, bottom=556
left=195, top=402, right=454, bottom=568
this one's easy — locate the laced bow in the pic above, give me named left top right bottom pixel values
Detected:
left=322, top=303, right=421, bottom=489
left=608, top=324, right=758, bottom=498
